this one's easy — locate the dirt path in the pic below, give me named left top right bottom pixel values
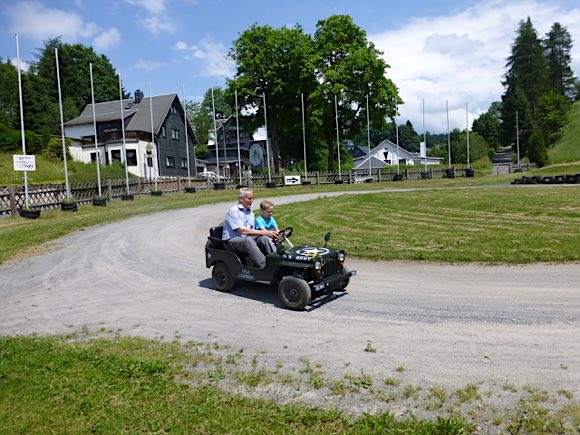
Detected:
left=1, top=192, right=579, bottom=419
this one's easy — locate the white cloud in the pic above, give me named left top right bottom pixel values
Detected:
left=6, top=1, right=99, bottom=42
left=10, top=58, right=31, bottom=73
left=93, top=27, right=121, bottom=51
left=369, top=0, right=580, bottom=132
left=143, top=16, right=175, bottom=35
left=135, top=59, right=163, bottom=70
left=125, top=0, right=167, bottom=14
left=174, top=37, right=235, bottom=78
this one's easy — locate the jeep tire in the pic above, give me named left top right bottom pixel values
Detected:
left=278, top=276, right=311, bottom=311
left=212, top=262, right=235, bottom=292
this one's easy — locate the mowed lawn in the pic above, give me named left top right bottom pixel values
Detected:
left=278, top=185, right=580, bottom=263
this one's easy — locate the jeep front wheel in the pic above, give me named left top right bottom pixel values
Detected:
left=277, top=276, right=311, bottom=311
left=212, top=262, right=235, bottom=292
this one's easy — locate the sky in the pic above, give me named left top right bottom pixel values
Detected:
left=1, top=0, right=580, bottom=134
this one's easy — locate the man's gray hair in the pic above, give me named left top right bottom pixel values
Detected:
left=239, top=187, right=253, bottom=198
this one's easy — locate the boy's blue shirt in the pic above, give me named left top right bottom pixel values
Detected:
left=255, top=215, right=278, bottom=230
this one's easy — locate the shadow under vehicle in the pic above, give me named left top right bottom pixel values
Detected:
left=205, top=227, right=356, bottom=310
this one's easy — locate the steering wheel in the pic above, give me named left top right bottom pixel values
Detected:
left=276, top=227, right=293, bottom=245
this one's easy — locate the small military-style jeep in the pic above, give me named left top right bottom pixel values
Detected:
left=205, top=226, right=356, bottom=310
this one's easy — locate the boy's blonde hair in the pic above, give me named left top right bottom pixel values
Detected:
left=260, top=200, right=274, bottom=210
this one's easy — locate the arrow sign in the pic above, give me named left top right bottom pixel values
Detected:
left=284, top=175, right=301, bottom=186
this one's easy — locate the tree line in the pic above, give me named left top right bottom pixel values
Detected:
left=1, top=15, right=577, bottom=173
left=473, top=18, right=578, bottom=167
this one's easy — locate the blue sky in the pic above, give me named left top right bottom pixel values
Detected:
left=1, top=0, right=579, bottom=133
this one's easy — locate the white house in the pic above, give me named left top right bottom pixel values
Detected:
left=348, top=139, right=444, bottom=169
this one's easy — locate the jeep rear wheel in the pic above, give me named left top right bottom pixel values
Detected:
left=212, top=262, right=235, bottom=292
left=278, top=276, right=311, bottom=311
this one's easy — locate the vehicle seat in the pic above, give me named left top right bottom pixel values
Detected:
left=208, top=226, right=225, bottom=249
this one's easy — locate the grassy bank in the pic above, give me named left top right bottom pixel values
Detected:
left=549, top=101, right=580, bottom=164
left=0, top=335, right=475, bottom=434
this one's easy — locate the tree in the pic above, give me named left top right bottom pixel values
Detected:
left=536, top=91, right=571, bottom=146
left=187, top=87, right=232, bottom=149
left=501, top=17, right=549, bottom=150
left=543, top=23, right=577, bottom=99
left=228, top=24, right=316, bottom=172
left=311, top=15, right=398, bottom=170
left=528, top=128, right=548, bottom=167
left=0, top=59, right=19, bottom=130
left=472, top=101, right=502, bottom=151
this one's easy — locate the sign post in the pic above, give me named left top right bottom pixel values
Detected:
left=284, top=175, right=301, bottom=186
left=13, top=155, right=36, bottom=171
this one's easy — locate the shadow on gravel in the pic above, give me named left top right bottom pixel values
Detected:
left=197, top=278, right=349, bottom=311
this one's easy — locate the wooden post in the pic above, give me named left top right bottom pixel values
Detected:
left=9, top=186, right=17, bottom=216
left=107, top=179, right=113, bottom=199
left=316, top=171, right=320, bottom=185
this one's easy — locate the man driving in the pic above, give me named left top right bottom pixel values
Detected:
left=222, top=187, right=277, bottom=268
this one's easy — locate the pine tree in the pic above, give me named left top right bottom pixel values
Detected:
left=527, top=128, right=548, bottom=167
left=543, top=23, right=577, bottom=100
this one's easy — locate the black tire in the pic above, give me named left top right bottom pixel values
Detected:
left=212, top=262, right=235, bottom=292
left=277, top=276, right=311, bottom=311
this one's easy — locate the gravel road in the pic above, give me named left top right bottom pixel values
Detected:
left=1, top=191, right=579, bottom=420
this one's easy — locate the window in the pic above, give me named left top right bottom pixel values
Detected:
left=180, top=158, right=188, bottom=169
left=161, top=126, right=167, bottom=138
left=399, top=158, right=406, bottom=165
left=171, top=105, right=177, bottom=114
left=126, top=149, right=137, bottom=166
left=90, top=152, right=97, bottom=163
left=166, top=156, right=175, bottom=168
left=111, top=150, right=121, bottom=162
left=171, top=129, right=180, bottom=140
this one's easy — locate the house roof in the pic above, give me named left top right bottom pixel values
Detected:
left=353, top=155, right=387, bottom=169
left=64, top=93, right=180, bottom=134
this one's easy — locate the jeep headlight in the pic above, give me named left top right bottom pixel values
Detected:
left=314, top=261, right=322, bottom=270
left=338, top=253, right=345, bottom=262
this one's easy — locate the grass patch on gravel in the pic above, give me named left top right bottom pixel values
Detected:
left=0, top=334, right=476, bottom=434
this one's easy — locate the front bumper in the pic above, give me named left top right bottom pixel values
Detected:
left=311, top=269, right=356, bottom=293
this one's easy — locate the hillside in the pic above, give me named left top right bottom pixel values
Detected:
left=549, top=100, right=580, bottom=164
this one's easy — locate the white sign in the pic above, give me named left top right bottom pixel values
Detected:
left=13, top=154, right=36, bottom=171
left=420, top=141, right=426, bottom=158
left=284, top=175, right=301, bottom=186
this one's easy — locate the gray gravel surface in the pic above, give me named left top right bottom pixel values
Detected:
left=1, top=191, right=579, bottom=421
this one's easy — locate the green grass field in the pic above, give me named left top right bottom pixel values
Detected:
left=549, top=101, right=580, bottom=164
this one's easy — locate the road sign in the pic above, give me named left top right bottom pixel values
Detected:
left=284, top=175, right=301, bottom=186
left=13, top=154, right=36, bottom=171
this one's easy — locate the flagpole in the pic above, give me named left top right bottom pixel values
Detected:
left=118, top=73, right=130, bottom=195
left=301, top=92, right=308, bottom=182
left=55, top=48, right=71, bottom=200
left=89, top=63, right=102, bottom=197
left=148, top=81, right=157, bottom=189
left=446, top=99, right=451, bottom=168
left=263, top=92, right=272, bottom=182
left=366, top=94, right=372, bottom=180
left=235, top=90, right=242, bottom=186
left=466, top=102, right=470, bottom=167
left=422, top=98, right=427, bottom=171
left=182, top=84, right=191, bottom=187
left=15, top=34, right=29, bottom=209
left=335, top=95, right=342, bottom=179
left=395, top=101, right=400, bottom=175
left=211, top=88, right=219, bottom=178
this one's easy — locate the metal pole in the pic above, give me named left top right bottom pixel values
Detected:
left=466, top=102, right=470, bottom=167
left=55, top=48, right=71, bottom=200
left=446, top=100, right=451, bottom=168
left=516, top=110, right=520, bottom=169
left=422, top=98, right=427, bottom=171
left=335, top=95, right=342, bottom=178
left=301, top=92, right=308, bottom=182
left=395, top=101, right=400, bottom=174
left=90, top=63, right=102, bottom=196
left=235, top=90, right=242, bottom=186
left=148, top=81, right=157, bottom=189
left=263, top=92, right=272, bottom=182
left=211, top=88, right=219, bottom=177
left=182, top=84, right=191, bottom=186
left=366, top=94, right=371, bottom=179
left=15, top=34, right=29, bottom=208
left=118, top=73, right=130, bottom=195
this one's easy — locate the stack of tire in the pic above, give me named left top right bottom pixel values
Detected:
left=511, top=174, right=580, bottom=184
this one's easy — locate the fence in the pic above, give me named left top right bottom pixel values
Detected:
left=1, top=165, right=476, bottom=217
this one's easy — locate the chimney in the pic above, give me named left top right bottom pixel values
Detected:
left=134, top=89, right=144, bottom=104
